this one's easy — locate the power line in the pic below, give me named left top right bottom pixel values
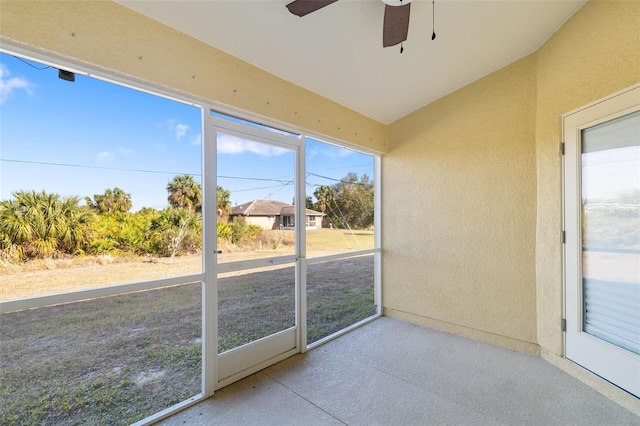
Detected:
left=306, top=172, right=343, bottom=182
left=2, top=158, right=371, bottom=186
left=1, top=158, right=299, bottom=198
left=218, top=175, right=292, bottom=184
left=306, top=172, right=374, bottom=187
left=264, top=179, right=294, bottom=200
left=1, top=158, right=294, bottom=185
left=1, top=158, right=200, bottom=177
left=1, top=158, right=370, bottom=205
left=233, top=184, right=290, bottom=193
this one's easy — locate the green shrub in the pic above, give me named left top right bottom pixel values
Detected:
left=89, top=211, right=160, bottom=256
left=229, top=218, right=262, bottom=245
left=217, top=221, right=232, bottom=241
left=148, top=208, right=202, bottom=260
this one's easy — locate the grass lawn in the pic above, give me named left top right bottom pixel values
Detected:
left=306, top=228, right=374, bottom=255
left=0, top=283, right=202, bottom=426
left=307, top=255, right=376, bottom=343
left=0, top=245, right=375, bottom=425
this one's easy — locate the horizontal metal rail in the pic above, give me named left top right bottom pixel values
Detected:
left=0, top=273, right=204, bottom=314
left=2, top=249, right=380, bottom=314
left=306, top=248, right=379, bottom=265
left=216, top=255, right=297, bottom=274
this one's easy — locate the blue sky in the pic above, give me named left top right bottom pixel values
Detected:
left=0, top=52, right=374, bottom=211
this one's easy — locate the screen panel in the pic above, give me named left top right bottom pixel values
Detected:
left=307, top=254, right=376, bottom=345
left=0, top=283, right=202, bottom=425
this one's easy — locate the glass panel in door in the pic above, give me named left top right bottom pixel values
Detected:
left=581, top=110, right=640, bottom=355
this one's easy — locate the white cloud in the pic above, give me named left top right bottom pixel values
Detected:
left=165, top=119, right=189, bottom=140
left=325, top=146, right=354, bottom=158
left=217, top=134, right=289, bottom=156
left=176, top=123, right=189, bottom=140
left=95, top=151, right=113, bottom=164
left=0, top=63, right=34, bottom=104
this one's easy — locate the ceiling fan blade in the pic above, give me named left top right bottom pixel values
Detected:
left=383, top=3, right=410, bottom=47
left=286, top=0, right=338, bottom=17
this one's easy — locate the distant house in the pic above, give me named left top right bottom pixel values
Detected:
left=229, top=200, right=324, bottom=230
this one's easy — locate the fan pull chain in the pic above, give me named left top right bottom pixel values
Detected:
left=431, top=0, right=436, bottom=40
left=401, top=0, right=405, bottom=53
left=400, top=0, right=404, bottom=54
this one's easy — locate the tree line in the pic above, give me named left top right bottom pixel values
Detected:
left=0, top=172, right=373, bottom=263
left=0, top=175, right=222, bottom=263
left=309, top=172, right=374, bottom=230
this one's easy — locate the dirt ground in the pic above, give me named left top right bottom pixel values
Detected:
left=1, top=255, right=200, bottom=300
left=1, top=229, right=374, bottom=301
left=1, top=252, right=372, bottom=302
left=0, top=252, right=301, bottom=301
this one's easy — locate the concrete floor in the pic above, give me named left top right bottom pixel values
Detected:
left=159, top=317, right=639, bottom=425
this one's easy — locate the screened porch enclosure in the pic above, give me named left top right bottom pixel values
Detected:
left=0, top=51, right=381, bottom=425
left=1, top=0, right=640, bottom=423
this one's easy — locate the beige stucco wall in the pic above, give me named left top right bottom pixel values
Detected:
left=382, top=2, right=640, bottom=403
left=534, top=0, right=640, bottom=357
left=242, top=216, right=278, bottom=231
left=384, top=55, right=539, bottom=353
left=0, top=0, right=387, bottom=152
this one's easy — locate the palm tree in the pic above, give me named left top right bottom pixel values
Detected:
left=167, top=175, right=202, bottom=212
left=313, top=185, right=335, bottom=215
left=217, top=186, right=231, bottom=218
left=313, top=185, right=336, bottom=228
left=0, top=190, right=93, bottom=258
left=87, top=187, right=132, bottom=213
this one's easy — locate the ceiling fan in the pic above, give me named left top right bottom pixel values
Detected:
left=285, top=0, right=435, bottom=51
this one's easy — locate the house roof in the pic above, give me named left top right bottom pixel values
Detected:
left=231, top=200, right=323, bottom=217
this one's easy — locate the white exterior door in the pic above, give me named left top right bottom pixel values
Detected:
left=563, top=85, right=640, bottom=398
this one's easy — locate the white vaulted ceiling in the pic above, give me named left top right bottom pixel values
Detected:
left=117, top=0, right=585, bottom=124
